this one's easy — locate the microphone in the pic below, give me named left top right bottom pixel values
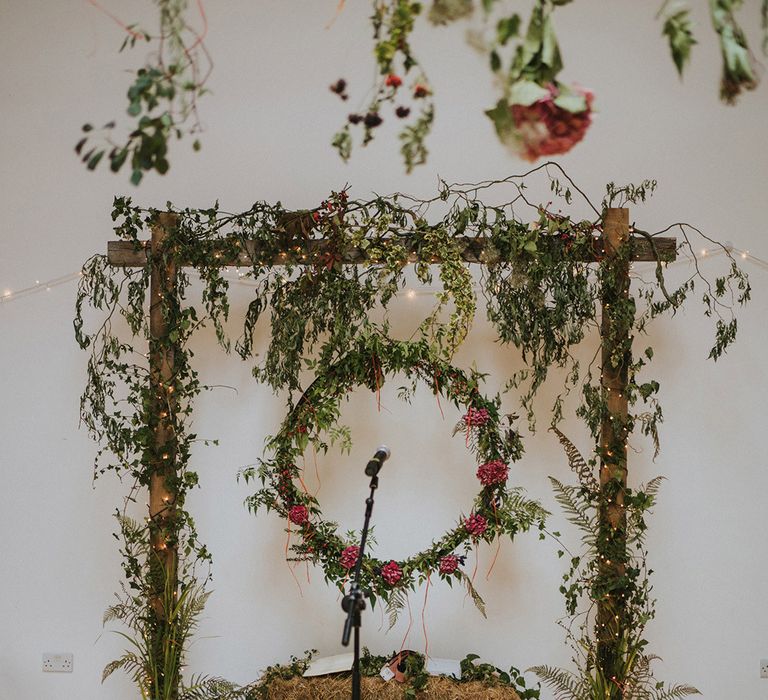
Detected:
left=365, top=445, right=391, bottom=476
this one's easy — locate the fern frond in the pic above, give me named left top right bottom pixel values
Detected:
left=530, top=664, right=588, bottom=700
left=549, top=477, right=593, bottom=534
left=641, top=475, right=666, bottom=502
left=459, top=571, right=486, bottom=618
left=180, top=675, right=256, bottom=700
left=652, top=684, right=701, bottom=699
left=103, top=602, right=130, bottom=625
left=102, top=652, right=144, bottom=684
left=551, top=427, right=598, bottom=492
left=385, top=587, right=408, bottom=631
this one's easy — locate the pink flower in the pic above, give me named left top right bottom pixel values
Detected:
left=288, top=505, right=309, bottom=526
left=476, top=459, right=509, bottom=486
left=464, top=513, right=488, bottom=537
left=501, top=83, right=593, bottom=161
left=464, top=407, right=490, bottom=427
left=381, top=560, right=403, bottom=586
left=439, top=555, right=459, bottom=575
left=340, top=546, right=360, bottom=570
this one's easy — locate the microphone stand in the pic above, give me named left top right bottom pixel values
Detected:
left=341, top=459, right=382, bottom=700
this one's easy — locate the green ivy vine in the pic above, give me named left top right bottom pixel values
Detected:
left=75, top=165, right=749, bottom=699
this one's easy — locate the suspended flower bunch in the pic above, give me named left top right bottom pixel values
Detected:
left=329, top=0, right=763, bottom=170
left=482, top=2, right=594, bottom=161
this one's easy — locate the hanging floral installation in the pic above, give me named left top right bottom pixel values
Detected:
left=78, top=0, right=766, bottom=182
left=74, top=164, right=749, bottom=698
left=242, top=331, right=546, bottom=618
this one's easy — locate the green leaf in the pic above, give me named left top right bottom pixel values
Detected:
left=496, top=14, right=521, bottom=45
left=130, top=169, right=143, bottom=186
left=553, top=90, right=587, bottom=113
left=490, top=50, right=501, bottom=72
left=110, top=149, right=129, bottom=173
left=508, top=79, right=549, bottom=106
left=87, top=150, right=105, bottom=170
left=662, top=6, right=697, bottom=76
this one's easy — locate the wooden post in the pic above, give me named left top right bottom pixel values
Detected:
left=148, top=212, right=179, bottom=697
left=596, top=207, right=631, bottom=689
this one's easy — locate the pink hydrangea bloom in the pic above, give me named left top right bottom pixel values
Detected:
left=381, top=560, right=403, bottom=585
left=340, top=546, right=360, bottom=570
left=508, top=84, right=593, bottom=161
left=464, top=407, right=490, bottom=427
left=476, top=459, right=509, bottom=486
left=288, top=505, right=309, bottom=526
left=464, top=513, right=488, bottom=536
left=439, top=554, right=460, bottom=575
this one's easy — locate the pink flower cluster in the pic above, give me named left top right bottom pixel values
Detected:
left=476, top=459, right=509, bottom=486
left=381, top=560, right=403, bottom=586
left=340, top=545, right=360, bottom=570
left=439, top=554, right=460, bottom=575
left=464, top=513, right=488, bottom=537
left=288, top=505, right=309, bottom=526
left=509, top=84, right=593, bottom=162
left=464, top=407, right=490, bottom=427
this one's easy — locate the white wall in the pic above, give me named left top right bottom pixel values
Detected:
left=1, top=1, right=766, bottom=698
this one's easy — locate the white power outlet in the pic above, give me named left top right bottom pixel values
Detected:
left=42, top=653, right=73, bottom=673
left=760, top=659, right=768, bottom=679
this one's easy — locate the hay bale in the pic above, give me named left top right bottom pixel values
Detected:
left=264, top=675, right=521, bottom=699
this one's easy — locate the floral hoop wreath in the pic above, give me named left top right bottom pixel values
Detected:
left=244, top=333, right=546, bottom=607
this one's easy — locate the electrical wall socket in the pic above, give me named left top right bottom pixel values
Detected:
left=760, top=659, right=768, bottom=679
left=42, top=653, right=73, bottom=673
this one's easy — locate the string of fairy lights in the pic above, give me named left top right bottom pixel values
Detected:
left=1, top=244, right=766, bottom=307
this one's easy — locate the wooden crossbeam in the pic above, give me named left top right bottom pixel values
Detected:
left=107, top=234, right=677, bottom=267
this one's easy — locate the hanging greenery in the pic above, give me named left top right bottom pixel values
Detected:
left=76, top=0, right=211, bottom=185
left=75, top=166, right=749, bottom=698
left=332, top=0, right=764, bottom=169
left=79, top=1, right=765, bottom=182
left=242, top=331, right=546, bottom=618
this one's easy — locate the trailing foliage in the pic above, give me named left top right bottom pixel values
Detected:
left=75, top=166, right=749, bottom=698
left=80, top=1, right=765, bottom=179
left=77, top=0, right=211, bottom=185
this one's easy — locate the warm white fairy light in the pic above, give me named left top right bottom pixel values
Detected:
left=0, top=271, right=81, bottom=304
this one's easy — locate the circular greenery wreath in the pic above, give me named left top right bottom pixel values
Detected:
left=244, top=332, right=547, bottom=607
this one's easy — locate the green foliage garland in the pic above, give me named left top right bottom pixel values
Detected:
left=242, top=331, right=546, bottom=615
left=75, top=166, right=749, bottom=698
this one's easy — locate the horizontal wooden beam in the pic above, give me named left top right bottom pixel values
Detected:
left=107, top=235, right=677, bottom=268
